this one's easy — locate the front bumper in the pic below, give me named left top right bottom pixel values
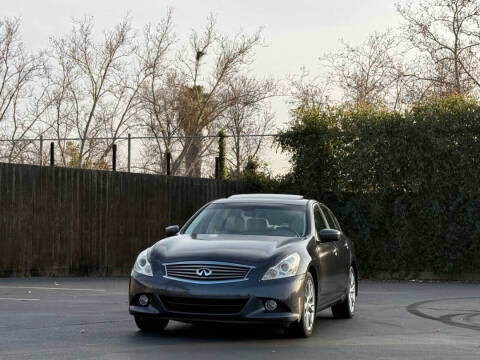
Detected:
left=129, top=272, right=305, bottom=324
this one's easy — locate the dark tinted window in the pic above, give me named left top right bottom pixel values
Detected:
left=328, top=209, right=342, bottom=231
left=321, top=205, right=341, bottom=231
left=313, top=205, right=327, bottom=237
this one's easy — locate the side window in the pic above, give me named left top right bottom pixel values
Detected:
left=313, top=205, right=327, bottom=237
left=320, top=205, right=337, bottom=230
left=328, top=209, right=342, bottom=232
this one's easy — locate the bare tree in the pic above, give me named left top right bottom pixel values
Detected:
left=172, top=16, right=266, bottom=177
left=41, top=39, right=79, bottom=166
left=0, top=17, right=47, bottom=163
left=136, top=10, right=180, bottom=174
left=221, top=76, right=277, bottom=177
left=0, top=13, right=276, bottom=174
left=226, top=107, right=274, bottom=178
left=322, top=30, right=406, bottom=109
left=48, top=15, right=136, bottom=168
left=288, top=67, right=330, bottom=112
left=139, top=15, right=273, bottom=177
left=397, top=0, right=480, bottom=98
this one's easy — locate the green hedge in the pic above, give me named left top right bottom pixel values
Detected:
left=273, top=96, right=480, bottom=277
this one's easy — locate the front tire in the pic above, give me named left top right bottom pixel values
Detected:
left=286, top=272, right=316, bottom=338
left=134, top=316, right=169, bottom=332
left=331, top=266, right=356, bottom=319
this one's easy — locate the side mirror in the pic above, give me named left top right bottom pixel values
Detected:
left=318, top=229, right=341, bottom=243
left=165, top=225, right=179, bottom=237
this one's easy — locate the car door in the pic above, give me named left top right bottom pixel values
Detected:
left=321, top=205, right=350, bottom=298
left=312, top=203, right=339, bottom=307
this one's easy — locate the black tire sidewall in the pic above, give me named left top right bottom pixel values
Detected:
left=331, top=266, right=356, bottom=319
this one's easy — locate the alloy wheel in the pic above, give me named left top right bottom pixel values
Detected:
left=303, top=276, right=316, bottom=331
left=348, top=267, right=356, bottom=314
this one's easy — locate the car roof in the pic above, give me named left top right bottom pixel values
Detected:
left=213, top=194, right=309, bottom=206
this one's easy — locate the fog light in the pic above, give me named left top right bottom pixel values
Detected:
left=265, top=299, right=278, bottom=311
left=138, top=294, right=149, bottom=306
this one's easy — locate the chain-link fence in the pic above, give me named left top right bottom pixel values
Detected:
left=0, top=133, right=283, bottom=178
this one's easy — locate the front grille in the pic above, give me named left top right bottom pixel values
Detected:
left=165, top=262, right=252, bottom=282
left=160, top=296, right=248, bottom=314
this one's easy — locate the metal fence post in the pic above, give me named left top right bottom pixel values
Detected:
left=50, top=142, right=54, bottom=167
left=39, top=135, right=43, bottom=166
left=127, top=134, right=131, bottom=173
left=166, top=152, right=171, bottom=175
left=215, top=157, right=219, bottom=179
left=112, top=144, right=117, bottom=171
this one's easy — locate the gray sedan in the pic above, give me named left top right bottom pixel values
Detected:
left=129, top=194, right=358, bottom=337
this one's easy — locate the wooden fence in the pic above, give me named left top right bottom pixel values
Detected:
left=0, top=163, right=245, bottom=276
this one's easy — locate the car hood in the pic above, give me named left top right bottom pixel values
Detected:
left=149, top=233, right=303, bottom=266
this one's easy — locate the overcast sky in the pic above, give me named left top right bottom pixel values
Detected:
left=3, top=0, right=406, bottom=174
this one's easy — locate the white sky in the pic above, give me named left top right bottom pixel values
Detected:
left=3, top=0, right=407, bottom=175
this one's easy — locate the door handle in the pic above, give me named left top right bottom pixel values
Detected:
left=333, top=246, right=339, bottom=256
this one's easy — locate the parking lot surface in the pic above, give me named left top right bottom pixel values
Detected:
left=0, top=278, right=478, bottom=360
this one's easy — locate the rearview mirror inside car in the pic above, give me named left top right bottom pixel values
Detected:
left=318, top=229, right=341, bottom=242
left=165, top=225, right=179, bottom=237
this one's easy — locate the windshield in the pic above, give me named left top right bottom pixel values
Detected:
left=184, top=203, right=307, bottom=237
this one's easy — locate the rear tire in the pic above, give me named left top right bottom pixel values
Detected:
left=285, top=272, right=316, bottom=338
left=331, top=266, right=356, bottom=319
left=134, top=316, right=169, bottom=332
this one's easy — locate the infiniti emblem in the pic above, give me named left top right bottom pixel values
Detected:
left=196, top=267, right=213, bottom=277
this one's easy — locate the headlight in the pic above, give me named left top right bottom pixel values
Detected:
left=133, top=249, right=153, bottom=277
left=262, top=253, right=301, bottom=280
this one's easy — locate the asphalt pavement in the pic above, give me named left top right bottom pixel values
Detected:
left=0, top=278, right=479, bottom=360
